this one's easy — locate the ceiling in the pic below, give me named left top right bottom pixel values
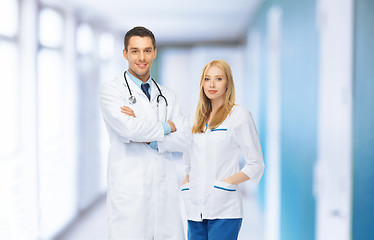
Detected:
left=44, top=0, right=262, bottom=46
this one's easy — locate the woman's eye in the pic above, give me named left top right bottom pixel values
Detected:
left=204, top=78, right=210, bottom=81
left=217, top=78, right=222, bottom=81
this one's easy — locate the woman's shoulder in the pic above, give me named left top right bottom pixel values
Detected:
left=231, top=104, right=252, bottom=118
left=229, top=105, right=255, bottom=127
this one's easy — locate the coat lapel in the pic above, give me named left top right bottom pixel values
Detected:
left=124, top=72, right=149, bottom=101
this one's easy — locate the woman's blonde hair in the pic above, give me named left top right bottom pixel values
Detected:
left=192, top=60, right=236, bottom=133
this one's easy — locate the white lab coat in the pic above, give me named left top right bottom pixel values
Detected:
left=100, top=73, right=191, bottom=240
left=182, top=105, right=264, bottom=221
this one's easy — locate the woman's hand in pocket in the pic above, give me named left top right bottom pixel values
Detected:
left=182, top=175, right=190, bottom=185
left=222, top=171, right=250, bottom=185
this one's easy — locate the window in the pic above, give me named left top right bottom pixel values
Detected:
left=0, top=0, right=18, bottom=37
left=38, top=7, right=78, bottom=239
left=77, top=23, right=94, bottom=55
left=0, top=0, right=19, bottom=157
left=39, top=8, right=63, bottom=48
left=0, top=41, right=19, bottom=156
left=99, top=32, right=114, bottom=60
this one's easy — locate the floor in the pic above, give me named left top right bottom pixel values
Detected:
left=56, top=186, right=263, bottom=240
left=56, top=196, right=107, bottom=240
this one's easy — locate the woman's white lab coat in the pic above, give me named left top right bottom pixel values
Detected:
left=182, top=105, right=264, bottom=221
left=100, top=73, right=191, bottom=240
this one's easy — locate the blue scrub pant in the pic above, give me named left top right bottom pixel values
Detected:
left=187, top=218, right=242, bottom=240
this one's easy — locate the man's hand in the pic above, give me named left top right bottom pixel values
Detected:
left=121, top=106, right=136, bottom=117
left=167, top=120, right=176, bottom=132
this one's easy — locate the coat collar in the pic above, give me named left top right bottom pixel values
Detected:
left=123, top=71, right=161, bottom=103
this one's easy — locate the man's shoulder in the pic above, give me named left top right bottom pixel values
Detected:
left=158, top=84, right=173, bottom=94
left=157, top=83, right=177, bottom=98
left=101, top=75, right=123, bottom=90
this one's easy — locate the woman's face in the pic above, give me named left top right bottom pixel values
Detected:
left=203, top=66, right=227, bottom=105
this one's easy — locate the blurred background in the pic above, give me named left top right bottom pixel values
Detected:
left=0, top=0, right=373, bottom=239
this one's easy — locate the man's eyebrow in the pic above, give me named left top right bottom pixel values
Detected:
left=129, top=47, right=153, bottom=50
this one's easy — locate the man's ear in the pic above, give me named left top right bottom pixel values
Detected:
left=153, top=48, right=157, bottom=59
left=123, top=49, right=128, bottom=60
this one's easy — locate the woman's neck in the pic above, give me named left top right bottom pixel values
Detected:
left=208, top=99, right=223, bottom=123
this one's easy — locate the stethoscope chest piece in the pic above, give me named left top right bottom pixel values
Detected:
left=123, top=71, right=168, bottom=120
left=128, top=95, right=136, bottom=105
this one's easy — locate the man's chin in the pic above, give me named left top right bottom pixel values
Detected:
left=130, top=68, right=144, bottom=75
left=130, top=69, right=150, bottom=80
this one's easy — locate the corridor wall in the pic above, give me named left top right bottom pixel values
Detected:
left=280, top=1, right=319, bottom=237
left=247, top=1, right=319, bottom=239
left=352, top=0, right=374, bottom=238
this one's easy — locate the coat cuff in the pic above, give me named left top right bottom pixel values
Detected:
left=241, top=162, right=264, bottom=184
left=148, top=141, right=159, bottom=150
left=161, top=121, right=172, bottom=135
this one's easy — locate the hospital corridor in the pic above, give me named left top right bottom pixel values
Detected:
left=1, top=0, right=374, bottom=239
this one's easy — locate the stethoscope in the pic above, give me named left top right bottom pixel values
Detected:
left=123, top=71, right=168, bottom=121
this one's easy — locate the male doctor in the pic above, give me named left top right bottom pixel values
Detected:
left=100, top=26, right=191, bottom=240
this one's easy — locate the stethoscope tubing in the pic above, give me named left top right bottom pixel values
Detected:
left=123, top=71, right=168, bottom=106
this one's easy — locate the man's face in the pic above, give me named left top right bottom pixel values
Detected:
left=123, top=36, right=157, bottom=82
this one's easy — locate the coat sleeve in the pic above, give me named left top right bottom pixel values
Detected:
left=182, top=150, right=191, bottom=175
left=99, top=81, right=165, bottom=143
left=157, top=92, right=192, bottom=153
left=233, top=108, right=265, bottom=184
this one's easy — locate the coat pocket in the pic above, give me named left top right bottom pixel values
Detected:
left=181, top=182, right=190, bottom=192
left=180, top=182, right=191, bottom=215
left=213, top=180, right=237, bottom=192
left=111, top=157, right=143, bottom=195
left=209, top=128, right=228, bottom=142
left=207, top=180, right=239, bottom=216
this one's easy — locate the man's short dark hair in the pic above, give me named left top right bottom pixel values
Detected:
left=124, top=26, right=156, bottom=51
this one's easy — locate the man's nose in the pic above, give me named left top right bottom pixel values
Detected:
left=140, top=51, right=145, bottom=60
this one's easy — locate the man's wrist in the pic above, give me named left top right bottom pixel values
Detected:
left=161, top=121, right=171, bottom=135
left=148, top=141, right=158, bottom=150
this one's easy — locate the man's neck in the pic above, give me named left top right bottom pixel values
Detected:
left=128, top=69, right=149, bottom=83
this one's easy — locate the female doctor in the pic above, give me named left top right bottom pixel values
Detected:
left=181, top=60, right=265, bottom=240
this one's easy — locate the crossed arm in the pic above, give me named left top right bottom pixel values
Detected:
left=120, top=106, right=176, bottom=132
